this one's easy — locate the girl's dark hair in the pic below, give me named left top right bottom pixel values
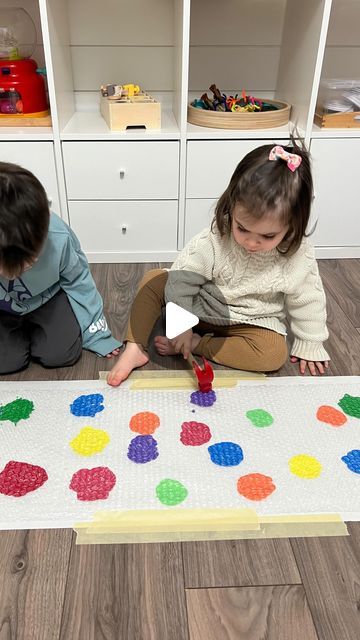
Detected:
left=213, top=138, right=313, bottom=255
left=0, top=162, right=50, bottom=278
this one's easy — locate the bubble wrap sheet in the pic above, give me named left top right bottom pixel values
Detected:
left=0, top=376, right=359, bottom=530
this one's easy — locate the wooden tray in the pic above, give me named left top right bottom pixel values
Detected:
left=0, top=114, right=51, bottom=127
left=188, top=99, right=291, bottom=129
left=314, top=110, right=360, bottom=128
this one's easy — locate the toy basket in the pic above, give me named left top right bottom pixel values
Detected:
left=188, top=99, right=291, bottom=130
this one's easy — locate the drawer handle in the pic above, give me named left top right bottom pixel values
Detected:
left=119, top=170, right=125, bottom=179
left=121, top=225, right=127, bottom=234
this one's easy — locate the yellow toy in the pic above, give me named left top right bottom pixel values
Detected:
left=122, top=84, right=140, bottom=97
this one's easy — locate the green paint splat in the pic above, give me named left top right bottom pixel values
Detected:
left=338, top=394, right=360, bottom=419
left=156, top=479, right=188, bottom=506
left=246, top=409, right=273, bottom=428
left=0, top=398, right=34, bottom=425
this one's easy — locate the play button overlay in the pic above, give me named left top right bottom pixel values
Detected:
left=165, top=302, right=199, bottom=339
left=128, top=268, right=230, bottom=360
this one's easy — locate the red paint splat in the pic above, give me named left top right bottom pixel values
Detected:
left=180, top=421, right=212, bottom=446
left=69, top=466, right=116, bottom=501
left=0, top=461, right=48, bottom=497
left=316, top=405, right=347, bottom=427
left=237, top=473, right=276, bottom=501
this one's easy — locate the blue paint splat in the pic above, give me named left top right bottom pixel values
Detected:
left=128, top=435, right=159, bottom=464
left=341, top=449, right=360, bottom=474
left=70, top=394, right=105, bottom=417
left=208, top=442, right=244, bottom=467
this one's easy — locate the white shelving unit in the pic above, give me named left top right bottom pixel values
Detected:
left=0, top=0, right=358, bottom=261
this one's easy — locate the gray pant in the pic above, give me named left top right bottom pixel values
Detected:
left=0, top=290, right=82, bottom=374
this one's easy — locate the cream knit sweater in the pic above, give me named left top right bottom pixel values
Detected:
left=166, top=226, right=330, bottom=362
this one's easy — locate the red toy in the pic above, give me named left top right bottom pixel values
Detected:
left=0, top=59, right=48, bottom=116
left=188, top=353, right=214, bottom=393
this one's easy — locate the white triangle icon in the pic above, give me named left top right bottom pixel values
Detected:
left=165, top=302, right=199, bottom=339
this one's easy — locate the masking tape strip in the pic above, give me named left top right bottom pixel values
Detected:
left=75, top=508, right=259, bottom=533
left=99, top=369, right=266, bottom=390
left=74, top=508, right=348, bottom=544
left=130, top=378, right=239, bottom=389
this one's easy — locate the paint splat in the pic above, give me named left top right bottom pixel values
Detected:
left=127, top=435, right=159, bottom=463
left=190, top=390, right=217, bottom=407
left=156, top=479, right=188, bottom=506
left=208, top=442, right=244, bottom=467
left=341, top=450, right=360, bottom=474
left=70, top=394, right=104, bottom=417
left=246, top=409, right=273, bottom=428
left=180, top=421, right=211, bottom=446
left=316, top=405, right=347, bottom=427
left=338, top=394, right=360, bottom=419
left=0, top=398, right=34, bottom=425
left=69, top=466, right=116, bottom=500
left=237, top=473, right=276, bottom=501
left=0, top=461, right=48, bottom=497
left=70, top=427, right=110, bottom=456
left=129, top=411, right=160, bottom=435
left=289, top=454, right=322, bottom=479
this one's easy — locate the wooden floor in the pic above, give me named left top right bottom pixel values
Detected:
left=0, top=260, right=359, bottom=640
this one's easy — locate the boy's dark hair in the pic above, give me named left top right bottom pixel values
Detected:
left=0, top=162, right=50, bottom=278
left=213, top=138, right=313, bottom=255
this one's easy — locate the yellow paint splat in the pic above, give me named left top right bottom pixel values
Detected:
left=70, top=427, right=110, bottom=457
left=289, top=454, right=322, bottom=479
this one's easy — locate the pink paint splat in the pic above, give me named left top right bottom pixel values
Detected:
left=180, top=421, right=212, bottom=446
left=0, top=461, right=48, bottom=497
left=69, top=466, right=116, bottom=501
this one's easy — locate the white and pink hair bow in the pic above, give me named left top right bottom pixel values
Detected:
left=269, top=145, right=302, bottom=172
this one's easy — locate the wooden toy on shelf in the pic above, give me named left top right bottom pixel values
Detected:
left=100, top=84, right=161, bottom=131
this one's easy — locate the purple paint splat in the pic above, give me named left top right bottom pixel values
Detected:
left=70, top=394, right=104, bottom=417
left=190, top=390, right=217, bottom=407
left=127, top=435, right=159, bottom=464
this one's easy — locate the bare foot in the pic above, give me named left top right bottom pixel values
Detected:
left=107, top=342, right=149, bottom=387
left=154, top=333, right=201, bottom=357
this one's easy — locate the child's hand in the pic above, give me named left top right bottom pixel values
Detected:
left=290, top=356, right=329, bottom=376
left=105, top=348, right=122, bottom=359
left=170, top=329, right=193, bottom=359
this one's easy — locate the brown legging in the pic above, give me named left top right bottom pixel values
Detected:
left=126, top=269, right=288, bottom=372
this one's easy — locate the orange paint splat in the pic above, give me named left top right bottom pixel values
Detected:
left=316, top=405, right=347, bottom=427
left=129, top=411, right=160, bottom=435
left=237, top=473, right=276, bottom=501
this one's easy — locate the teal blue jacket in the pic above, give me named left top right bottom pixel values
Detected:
left=0, top=214, right=122, bottom=356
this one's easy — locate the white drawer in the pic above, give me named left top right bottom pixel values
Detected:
left=186, top=139, right=287, bottom=199
left=184, top=199, right=217, bottom=244
left=0, top=141, right=60, bottom=213
left=68, top=200, right=178, bottom=256
left=63, top=141, right=179, bottom=200
left=311, top=138, right=360, bottom=247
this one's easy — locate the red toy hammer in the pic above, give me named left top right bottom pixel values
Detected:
left=188, top=353, right=214, bottom=393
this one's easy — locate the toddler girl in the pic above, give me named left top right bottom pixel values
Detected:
left=108, top=141, right=329, bottom=386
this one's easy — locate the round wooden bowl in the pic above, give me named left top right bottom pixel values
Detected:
left=187, top=99, right=291, bottom=129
